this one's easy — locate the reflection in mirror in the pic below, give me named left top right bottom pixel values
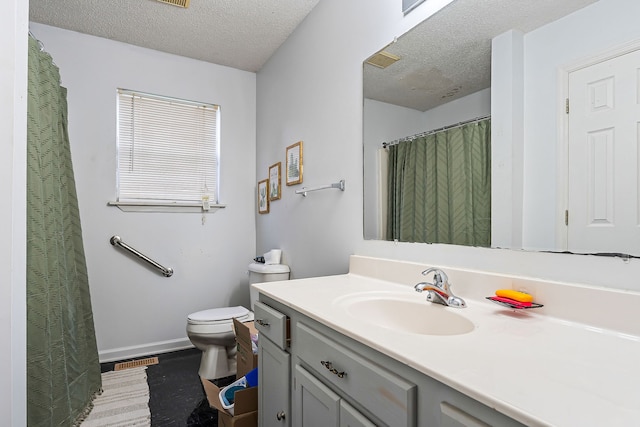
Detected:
left=362, top=0, right=640, bottom=257
left=383, top=117, right=491, bottom=246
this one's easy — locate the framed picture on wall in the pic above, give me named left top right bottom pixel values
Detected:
left=268, top=162, right=281, bottom=201
left=258, top=179, right=269, bottom=214
left=286, top=141, right=303, bottom=186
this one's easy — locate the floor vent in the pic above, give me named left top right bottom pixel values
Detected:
left=156, top=0, right=190, bottom=8
left=114, top=356, right=159, bottom=371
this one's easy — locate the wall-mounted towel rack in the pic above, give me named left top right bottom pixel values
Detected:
left=295, top=180, right=345, bottom=197
left=110, top=235, right=173, bottom=277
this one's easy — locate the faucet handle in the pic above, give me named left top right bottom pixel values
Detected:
left=421, top=267, right=449, bottom=288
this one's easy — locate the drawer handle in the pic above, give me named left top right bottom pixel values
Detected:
left=276, top=411, right=286, bottom=421
left=255, top=319, right=270, bottom=327
left=320, top=360, right=346, bottom=378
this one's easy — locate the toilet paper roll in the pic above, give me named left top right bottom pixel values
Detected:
left=264, top=249, right=282, bottom=265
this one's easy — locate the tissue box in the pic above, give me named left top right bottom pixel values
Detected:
left=233, top=319, right=258, bottom=378
left=201, top=377, right=257, bottom=427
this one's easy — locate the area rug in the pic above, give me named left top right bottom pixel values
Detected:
left=81, top=366, right=151, bottom=426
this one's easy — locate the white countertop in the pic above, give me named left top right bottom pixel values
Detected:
left=253, top=271, right=640, bottom=427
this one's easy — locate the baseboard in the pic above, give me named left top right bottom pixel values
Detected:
left=99, top=337, right=194, bottom=363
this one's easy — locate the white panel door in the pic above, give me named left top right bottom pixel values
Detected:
left=568, top=49, right=640, bottom=254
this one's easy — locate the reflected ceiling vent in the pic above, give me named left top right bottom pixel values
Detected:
left=156, top=0, right=190, bottom=8
left=365, top=50, right=401, bottom=69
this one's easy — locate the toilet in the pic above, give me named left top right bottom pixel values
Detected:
left=186, top=262, right=290, bottom=380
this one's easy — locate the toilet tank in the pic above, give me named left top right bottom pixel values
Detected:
left=248, top=262, right=290, bottom=309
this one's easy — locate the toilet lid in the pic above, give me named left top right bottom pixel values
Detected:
left=188, top=306, right=250, bottom=323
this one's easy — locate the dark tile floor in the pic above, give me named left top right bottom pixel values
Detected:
left=101, top=348, right=234, bottom=427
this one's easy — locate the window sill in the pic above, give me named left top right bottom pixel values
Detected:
left=108, top=201, right=226, bottom=213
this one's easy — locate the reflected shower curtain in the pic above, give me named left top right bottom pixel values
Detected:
left=387, top=119, right=491, bottom=246
left=26, top=35, right=101, bottom=426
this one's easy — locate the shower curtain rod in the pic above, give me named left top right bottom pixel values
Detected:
left=382, top=114, right=491, bottom=148
left=28, top=30, right=46, bottom=52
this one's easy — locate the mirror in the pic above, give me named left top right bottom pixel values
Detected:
left=364, top=0, right=640, bottom=257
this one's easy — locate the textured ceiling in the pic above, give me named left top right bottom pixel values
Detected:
left=29, top=0, right=599, bottom=108
left=364, top=0, right=599, bottom=111
left=29, top=0, right=320, bottom=72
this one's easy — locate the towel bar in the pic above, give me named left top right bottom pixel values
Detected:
left=110, top=235, right=173, bottom=277
left=295, top=180, right=345, bottom=197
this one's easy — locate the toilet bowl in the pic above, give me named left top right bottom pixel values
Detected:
left=186, top=306, right=253, bottom=380
left=186, top=261, right=290, bottom=380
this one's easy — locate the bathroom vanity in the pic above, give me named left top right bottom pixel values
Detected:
left=253, top=256, right=640, bottom=427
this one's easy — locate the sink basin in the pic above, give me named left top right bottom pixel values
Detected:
left=335, top=292, right=475, bottom=336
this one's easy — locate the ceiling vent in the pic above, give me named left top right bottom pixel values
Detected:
left=156, top=0, right=190, bottom=8
left=365, top=51, right=401, bottom=69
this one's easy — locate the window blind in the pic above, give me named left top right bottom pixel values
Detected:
left=117, top=89, right=219, bottom=204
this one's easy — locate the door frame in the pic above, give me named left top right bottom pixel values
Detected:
left=556, top=38, right=640, bottom=251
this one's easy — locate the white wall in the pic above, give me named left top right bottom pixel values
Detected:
left=419, top=88, right=491, bottom=128
left=256, top=0, right=640, bottom=292
left=491, top=30, right=524, bottom=250
left=2, top=1, right=27, bottom=424
left=256, top=0, right=457, bottom=279
left=29, top=23, right=258, bottom=361
left=522, top=0, right=640, bottom=250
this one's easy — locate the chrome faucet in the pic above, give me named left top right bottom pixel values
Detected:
left=414, top=268, right=466, bottom=308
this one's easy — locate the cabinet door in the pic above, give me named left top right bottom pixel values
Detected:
left=340, top=401, right=376, bottom=427
left=294, top=365, right=340, bottom=427
left=259, top=337, right=291, bottom=427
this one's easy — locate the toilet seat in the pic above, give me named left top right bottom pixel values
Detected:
left=187, top=306, right=252, bottom=326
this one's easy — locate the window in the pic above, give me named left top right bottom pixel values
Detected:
left=115, top=89, right=220, bottom=210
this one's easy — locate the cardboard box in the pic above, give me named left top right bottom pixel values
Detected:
left=201, top=377, right=258, bottom=427
left=233, top=319, right=258, bottom=378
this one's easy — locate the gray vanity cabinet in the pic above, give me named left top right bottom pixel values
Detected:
left=256, top=295, right=525, bottom=427
left=294, top=364, right=340, bottom=426
left=440, top=402, right=491, bottom=427
left=255, top=301, right=291, bottom=427
left=258, top=337, right=290, bottom=426
left=294, top=364, right=377, bottom=427
left=295, top=322, right=416, bottom=427
left=339, top=400, right=377, bottom=427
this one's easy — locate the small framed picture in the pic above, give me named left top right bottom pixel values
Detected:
left=258, top=179, right=269, bottom=214
left=286, top=141, right=303, bottom=186
left=268, top=162, right=282, bottom=201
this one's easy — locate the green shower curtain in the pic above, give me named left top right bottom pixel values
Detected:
left=26, top=35, right=101, bottom=426
left=386, top=119, right=491, bottom=246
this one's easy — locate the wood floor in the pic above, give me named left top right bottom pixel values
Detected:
left=101, top=348, right=233, bottom=426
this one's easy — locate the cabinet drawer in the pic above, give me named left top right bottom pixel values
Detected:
left=297, top=323, right=416, bottom=427
left=254, top=301, right=289, bottom=350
